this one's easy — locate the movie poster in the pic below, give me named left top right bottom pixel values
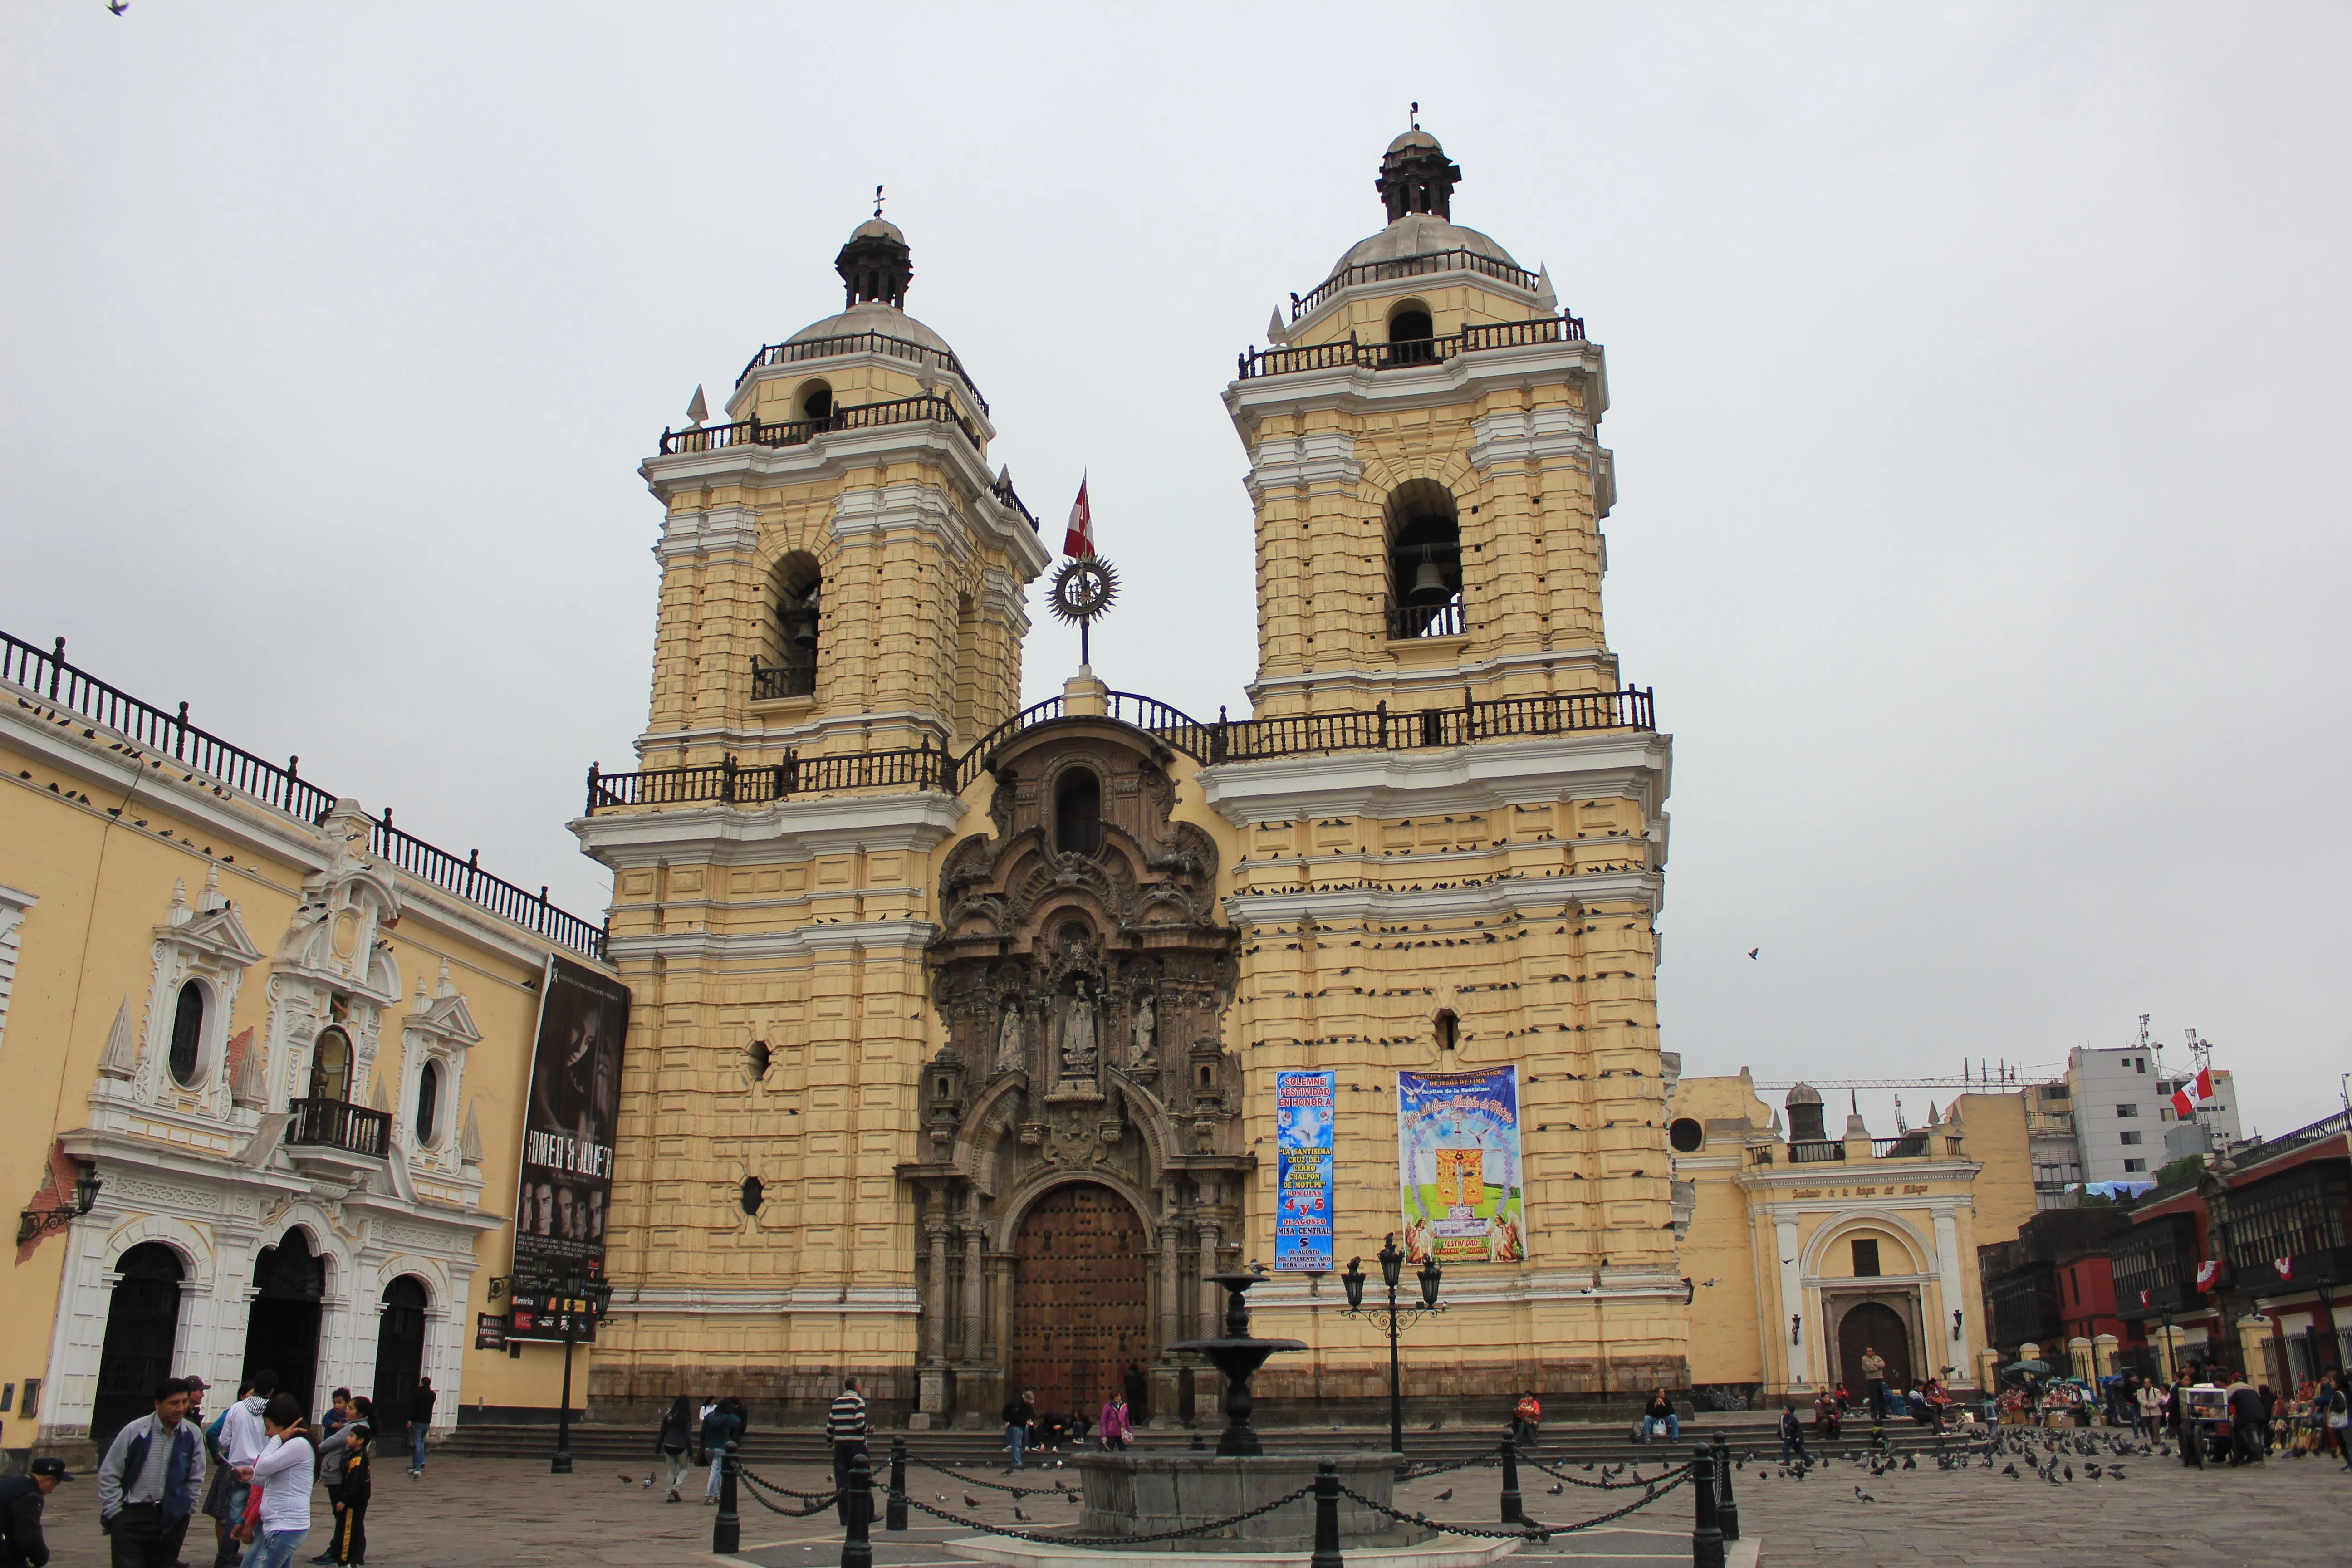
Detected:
left=1397, top=1067, right=1526, bottom=1264
left=1274, top=1069, right=1336, bottom=1270
left=508, top=953, right=628, bottom=1336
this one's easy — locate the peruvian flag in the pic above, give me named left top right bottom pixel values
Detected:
left=2171, top=1067, right=2217, bottom=1120
left=2275, top=1257, right=2293, bottom=1282
left=2171, top=1083, right=2197, bottom=1118
left=2195, top=1259, right=2220, bottom=1291
left=1064, top=473, right=1095, bottom=559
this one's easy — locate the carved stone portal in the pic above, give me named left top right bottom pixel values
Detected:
left=902, top=715, right=1250, bottom=1427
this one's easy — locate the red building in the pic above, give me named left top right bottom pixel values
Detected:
left=1980, top=1207, right=2135, bottom=1373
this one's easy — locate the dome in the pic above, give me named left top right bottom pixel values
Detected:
left=1330, top=212, right=1522, bottom=278
left=786, top=299, right=955, bottom=356
left=1387, top=128, right=1441, bottom=154
left=1783, top=1083, right=1824, bottom=1107
left=850, top=217, right=905, bottom=244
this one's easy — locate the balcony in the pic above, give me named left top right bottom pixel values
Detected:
left=585, top=686, right=1658, bottom=814
left=1788, top=1140, right=1846, bottom=1164
left=1239, top=313, right=1586, bottom=382
left=285, top=1098, right=391, bottom=1158
left=751, top=660, right=816, bottom=701
left=2111, top=1213, right=2204, bottom=1319
left=735, top=328, right=989, bottom=414
left=1385, top=598, right=1464, bottom=640
left=658, top=394, right=979, bottom=457
left=1286, top=246, right=1548, bottom=320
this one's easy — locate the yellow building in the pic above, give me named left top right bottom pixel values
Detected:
left=1670, top=1073, right=2036, bottom=1403
left=578, top=127, right=1684, bottom=1427
left=1, top=632, right=614, bottom=1462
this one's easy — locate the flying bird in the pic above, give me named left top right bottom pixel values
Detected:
left=1747, top=948, right=1759, bottom=959
left=109, top=1, right=129, bottom=14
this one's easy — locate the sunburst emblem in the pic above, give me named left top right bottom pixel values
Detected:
left=1049, top=556, right=1119, bottom=624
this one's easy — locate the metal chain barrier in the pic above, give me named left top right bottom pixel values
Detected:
left=1396, top=1452, right=1499, bottom=1480
left=735, top=1475, right=846, bottom=1519
left=900, top=1482, right=1315, bottom=1546
left=1339, top=1469, right=1691, bottom=1541
left=1521, top=1454, right=1688, bottom=1490
left=736, top=1464, right=850, bottom=1502
left=905, top=1453, right=1068, bottom=1498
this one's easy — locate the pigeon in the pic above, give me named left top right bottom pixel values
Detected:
left=2064, top=1465, right=2074, bottom=1482
left=2002, top=1463, right=2019, bottom=1478
left=2110, top=1466, right=2128, bottom=1479
left=1545, top=1483, right=1563, bottom=1495
left=642, top=1476, right=654, bottom=1488
left=1014, top=1507, right=1031, bottom=1522
left=1748, top=948, right=1759, bottom=959
left=936, top=1494, right=949, bottom=1503
left=2086, top=1463, right=2102, bottom=1480
left=1853, top=1485, right=1874, bottom=1502
left=1433, top=1488, right=1453, bottom=1501
left=965, top=1495, right=983, bottom=1509
left=617, top=1474, right=634, bottom=1483
left=1901, top=1455, right=1916, bottom=1470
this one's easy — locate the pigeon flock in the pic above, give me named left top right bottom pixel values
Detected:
left=1724, top=1426, right=2165, bottom=1501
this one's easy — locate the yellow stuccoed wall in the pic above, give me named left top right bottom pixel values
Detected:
left=0, top=700, right=608, bottom=1455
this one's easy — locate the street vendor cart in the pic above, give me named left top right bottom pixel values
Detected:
left=2176, top=1384, right=2233, bottom=1468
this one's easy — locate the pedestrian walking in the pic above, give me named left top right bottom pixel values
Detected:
left=0, top=1455, right=70, bottom=1568
left=826, top=1379, right=870, bottom=1527
left=701, top=1397, right=744, bottom=1504
left=2135, top=1375, right=2164, bottom=1444
left=2316, top=1370, right=2350, bottom=1467
left=1777, top=1401, right=1809, bottom=1465
left=96, top=1377, right=206, bottom=1568
left=1001, top=1391, right=1034, bottom=1472
left=234, top=1394, right=314, bottom=1568
left=1099, top=1392, right=1132, bottom=1452
left=198, top=1378, right=242, bottom=1566
left=210, top=1371, right=274, bottom=1568
left=404, top=1379, right=433, bottom=1479
left=323, top=1414, right=370, bottom=1565
left=656, top=1396, right=695, bottom=1502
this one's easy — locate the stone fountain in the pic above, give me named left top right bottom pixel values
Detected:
left=953, top=1272, right=1519, bottom=1568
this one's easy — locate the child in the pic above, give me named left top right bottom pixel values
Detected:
left=326, top=1413, right=371, bottom=1564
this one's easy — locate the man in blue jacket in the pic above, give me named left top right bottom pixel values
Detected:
left=96, top=1379, right=206, bottom=1568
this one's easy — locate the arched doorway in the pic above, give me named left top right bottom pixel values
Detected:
left=371, top=1276, right=429, bottom=1442
left=1838, top=1300, right=1914, bottom=1396
left=243, top=1229, right=326, bottom=1418
left=93, top=1243, right=183, bottom=1447
left=1010, top=1183, right=1150, bottom=1423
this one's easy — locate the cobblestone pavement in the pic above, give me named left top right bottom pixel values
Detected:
left=27, top=1446, right=2352, bottom=1566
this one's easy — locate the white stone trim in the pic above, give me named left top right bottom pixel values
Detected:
left=1224, top=339, right=1608, bottom=431
left=0, top=881, right=35, bottom=1062
left=608, top=1283, right=921, bottom=1316
left=1200, top=730, right=1672, bottom=824
left=1243, top=431, right=1364, bottom=502
left=573, top=788, right=968, bottom=868
left=603, top=919, right=937, bottom=966
left=1242, top=645, right=1618, bottom=707
left=1226, top=867, right=1662, bottom=926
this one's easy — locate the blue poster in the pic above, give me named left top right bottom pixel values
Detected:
left=1274, top=1069, right=1336, bottom=1270
left=1397, top=1067, right=1526, bottom=1264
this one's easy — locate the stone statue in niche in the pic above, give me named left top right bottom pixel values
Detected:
left=1060, top=980, right=1099, bottom=1078
left=1131, top=990, right=1156, bottom=1068
left=992, top=1001, right=1025, bottom=1076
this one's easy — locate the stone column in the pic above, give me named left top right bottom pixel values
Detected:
left=1151, top=1221, right=1184, bottom=1428
left=917, top=1207, right=950, bottom=1426
left=1774, top=1216, right=1803, bottom=1389
left=2092, top=1333, right=2118, bottom=1378
left=1931, top=1209, right=1968, bottom=1377
left=960, top=1223, right=985, bottom=1367
left=1196, top=1218, right=1222, bottom=1332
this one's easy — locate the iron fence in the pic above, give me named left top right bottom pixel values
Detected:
left=1239, top=314, right=1587, bottom=381
left=286, top=1097, right=391, bottom=1157
left=735, top=328, right=989, bottom=414
left=659, top=394, right=979, bottom=456
left=1289, top=247, right=1545, bottom=319
left=3, top=628, right=608, bottom=960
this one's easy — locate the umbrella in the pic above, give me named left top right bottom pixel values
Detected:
left=2005, top=1360, right=2052, bottom=1376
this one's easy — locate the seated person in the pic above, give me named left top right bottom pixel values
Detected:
left=1814, top=1388, right=1842, bottom=1436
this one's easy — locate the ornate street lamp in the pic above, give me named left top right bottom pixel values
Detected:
left=16, top=1164, right=101, bottom=1246
left=1339, top=1234, right=1446, bottom=1460
left=549, top=1270, right=615, bottom=1475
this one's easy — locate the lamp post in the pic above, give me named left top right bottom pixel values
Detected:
left=1340, top=1234, right=1446, bottom=1459
left=549, top=1270, right=615, bottom=1474
left=15, top=1164, right=100, bottom=1246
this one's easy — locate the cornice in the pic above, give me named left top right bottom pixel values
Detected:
left=1223, top=339, right=1608, bottom=441
left=1200, top=729, right=1672, bottom=823
left=573, top=789, right=967, bottom=869
left=603, top=917, right=939, bottom=965
left=1244, top=645, right=1617, bottom=706
left=608, top=1283, right=921, bottom=1316
left=1227, top=865, right=1662, bottom=926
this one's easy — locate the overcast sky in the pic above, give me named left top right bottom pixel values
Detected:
left=5, top=4, right=2346, bottom=1141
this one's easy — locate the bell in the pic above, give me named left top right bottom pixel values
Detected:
left=1409, top=559, right=1451, bottom=601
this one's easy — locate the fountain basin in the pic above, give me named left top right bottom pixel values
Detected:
left=1073, top=1452, right=1426, bottom=1549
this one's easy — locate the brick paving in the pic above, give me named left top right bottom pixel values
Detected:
left=25, top=1444, right=2352, bottom=1566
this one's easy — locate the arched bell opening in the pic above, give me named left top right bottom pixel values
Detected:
left=1386, top=479, right=1462, bottom=639
left=757, top=551, right=822, bottom=700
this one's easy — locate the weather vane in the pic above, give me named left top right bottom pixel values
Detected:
left=1409, top=101, right=1420, bottom=130
left=1048, top=556, right=1119, bottom=669
left=873, top=184, right=884, bottom=219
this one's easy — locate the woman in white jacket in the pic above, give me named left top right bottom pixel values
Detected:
left=235, top=1394, right=316, bottom=1568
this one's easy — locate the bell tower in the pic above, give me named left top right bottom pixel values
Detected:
left=1214, top=128, right=1686, bottom=1404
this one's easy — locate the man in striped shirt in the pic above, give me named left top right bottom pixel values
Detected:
left=824, top=1379, right=869, bottom=1527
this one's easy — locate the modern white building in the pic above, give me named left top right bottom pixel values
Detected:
left=2065, top=1044, right=2239, bottom=1189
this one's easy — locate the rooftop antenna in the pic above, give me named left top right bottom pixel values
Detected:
left=873, top=184, right=885, bottom=220
left=1409, top=101, right=1420, bottom=130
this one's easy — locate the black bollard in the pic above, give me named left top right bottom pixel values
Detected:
left=1310, top=1459, right=1344, bottom=1568
left=842, top=1450, right=874, bottom=1568
left=713, top=1439, right=740, bottom=1556
left=886, top=1437, right=908, bottom=1532
left=1499, top=1436, right=1523, bottom=1525
left=1689, top=1446, right=1724, bottom=1568
left=1711, top=1435, right=1739, bottom=1544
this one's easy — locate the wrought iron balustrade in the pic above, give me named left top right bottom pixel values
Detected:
left=1238, top=313, right=1588, bottom=381
left=286, top=1098, right=391, bottom=1157
left=1871, top=1133, right=1936, bottom=1158
left=658, top=394, right=979, bottom=456
left=735, top=329, right=989, bottom=413
left=1386, top=598, right=1465, bottom=639
left=1289, top=246, right=1545, bottom=319
left=588, top=686, right=1656, bottom=814
left=3, top=628, right=606, bottom=960
left=1788, top=1140, right=1847, bottom=1164
left=751, top=660, right=816, bottom=700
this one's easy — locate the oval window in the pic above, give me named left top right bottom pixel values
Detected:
left=167, top=982, right=205, bottom=1087
left=415, top=1059, right=441, bottom=1145
left=1669, top=1117, right=1705, bottom=1153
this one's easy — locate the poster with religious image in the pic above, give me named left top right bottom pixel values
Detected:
left=1273, top=1069, right=1336, bottom=1270
left=1396, top=1067, right=1526, bottom=1264
left=508, top=953, right=629, bottom=1330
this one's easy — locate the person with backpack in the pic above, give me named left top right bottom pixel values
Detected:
left=2319, top=1370, right=2350, bottom=1469
left=0, top=1456, right=70, bottom=1568
left=700, top=1398, right=744, bottom=1504
left=656, top=1396, right=695, bottom=1503
left=211, top=1371, right=275, bottom=1568
left=404, top=1379, right=434, bottom=1479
